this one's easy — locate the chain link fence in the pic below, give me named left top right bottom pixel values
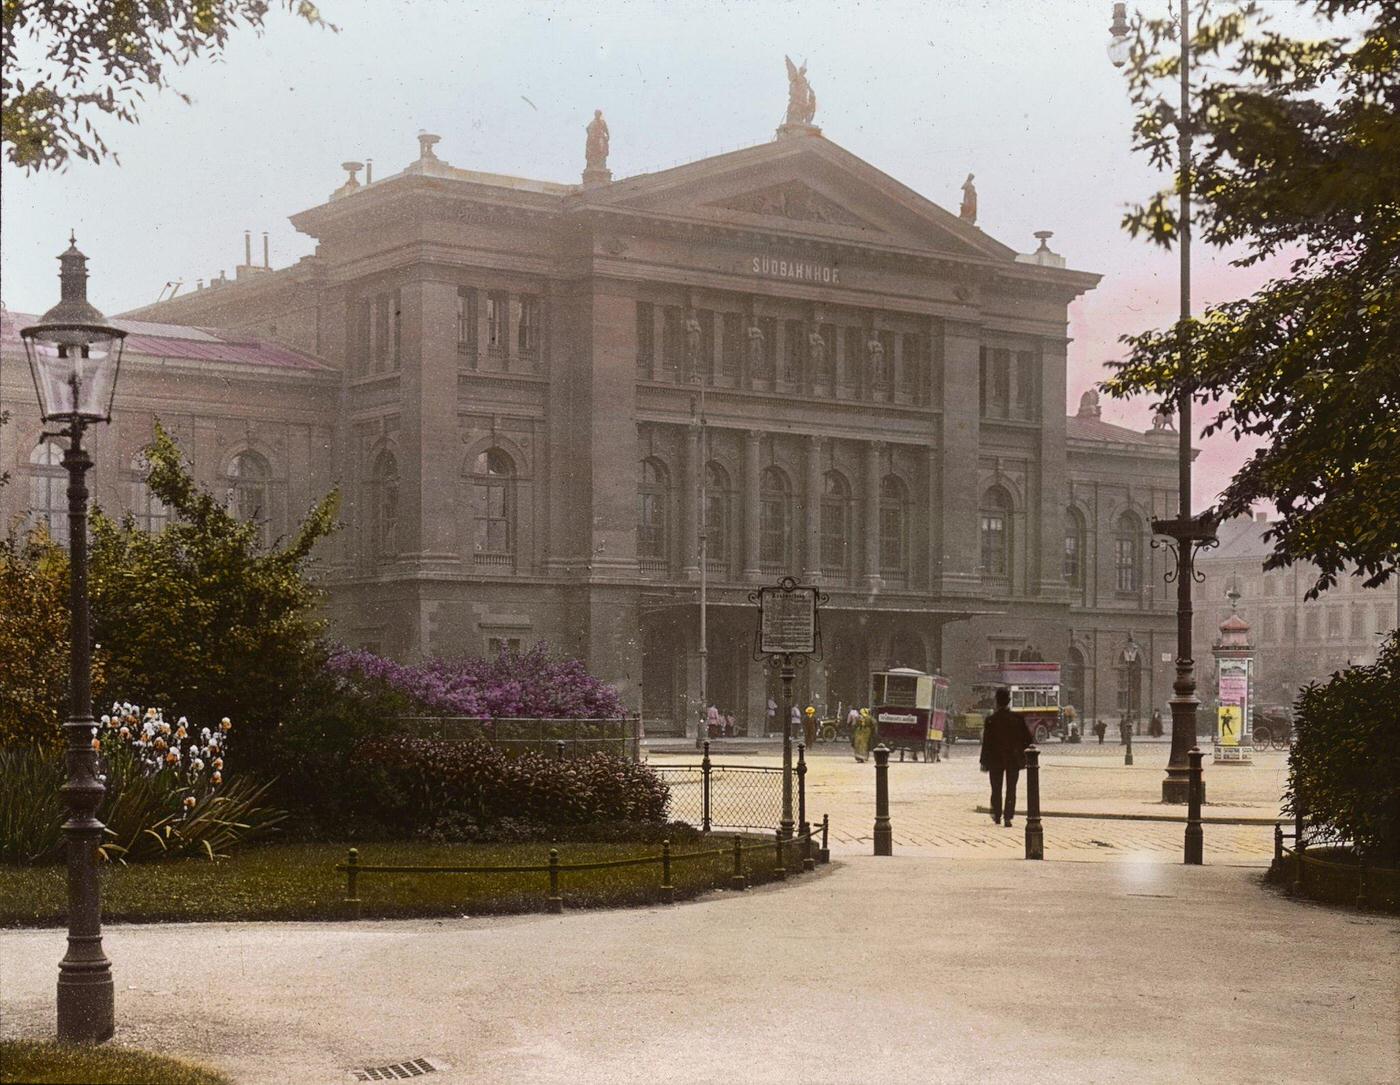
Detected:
left=653, top=764, right=788, bottom=832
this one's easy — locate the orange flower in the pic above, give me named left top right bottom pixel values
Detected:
left=91, top=737, right=101, bottom=750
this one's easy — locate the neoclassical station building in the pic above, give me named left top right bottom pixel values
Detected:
left=1, top=87, right=1186, bottom=733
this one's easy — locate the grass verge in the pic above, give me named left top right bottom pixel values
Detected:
left=0, top=836, right=816, bottom=926
left=0, top=1040, right=231, bottom=1085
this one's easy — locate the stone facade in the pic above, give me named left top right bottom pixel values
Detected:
left=2, top=127, right=1184, bottom=733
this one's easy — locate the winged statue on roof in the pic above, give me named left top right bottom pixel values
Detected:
left=784, top=56, right=817, bottom=126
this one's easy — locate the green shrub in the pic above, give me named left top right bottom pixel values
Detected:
left=345, top=736, right=669, bottom=840
left=0, top=744, right=64, bottom=864
left=1287, top=631, right=1400, bottom=863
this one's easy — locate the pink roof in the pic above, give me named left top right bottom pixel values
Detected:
left=0, top=309, right=330, bottom=372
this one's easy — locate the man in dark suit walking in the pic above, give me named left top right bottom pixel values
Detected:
left=980, top=687, right=1032, bottom=828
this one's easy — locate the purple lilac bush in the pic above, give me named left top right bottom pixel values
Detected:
left=326, top=642, right=625, bottom=719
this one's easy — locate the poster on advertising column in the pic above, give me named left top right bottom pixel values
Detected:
left=1217, top=705, right=1241, bottom=746
left=1217, top=657, right=1250, bottom=746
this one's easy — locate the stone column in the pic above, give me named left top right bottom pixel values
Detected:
left=1036, top=337, right=1070, bottom=600
left=939, top=321, right=982, bottom=597
left=925, top=445, right=941, bottom=592
left=683, top=423, right=701, bottom=579
left=803, top=435, right=823, bottom=580
left=743, top=429, right=762, bottom=578
left=863, top=440, right=882, bottom=590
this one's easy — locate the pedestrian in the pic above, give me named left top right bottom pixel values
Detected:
left=723, top=712, right=735, bottom=737
left=1118, top=714, right=1130, bottom=745
left=767, top=696, right=777, bottom=736
left=979, top=687, right=1031, bottom=828
left=790, top=703, right=801, bottom=733
left=1149, top=709, right=1163, bottom=738
left=706, top=703, right=720, bottom=739
left=1094, top=719, right=1106, bottom=744
left=852, top=708, right=875, bottom=763
left=803, top=704, right=818, bottom=749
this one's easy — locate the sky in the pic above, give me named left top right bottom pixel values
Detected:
left=1, top=0, right=1312, bottom=510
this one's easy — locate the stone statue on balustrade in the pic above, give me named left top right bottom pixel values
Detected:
left=866, top=330, right=886, bottom=383
left=747, top=320, right=767, bottom=374
left=807, top=326, right=828, bottom=374
left=583, top=110, right=612, bottom=185
left=685, top=310, right=703, bottom=371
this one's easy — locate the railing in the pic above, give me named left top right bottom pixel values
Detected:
left=392, top=716, right=642, bottom=761
left=655, top=741, right=812, bottom=834
left=334, top=821, right=830, bottom=919
left=1273, top=813, right=1399, bottom=912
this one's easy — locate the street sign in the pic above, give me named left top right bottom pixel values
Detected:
left=758, top=582, right=817, bottom=655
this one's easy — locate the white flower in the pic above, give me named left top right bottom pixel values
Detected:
left=100, top=715, right=111, bottom=726
left=200, top=727, right=211, bottom=743
left=178, top=716, right=188, bottom=727
left=191, top=759, right=205, bottom=772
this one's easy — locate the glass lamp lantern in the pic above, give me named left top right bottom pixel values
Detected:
left=20, top=236, right=125, bottom=426
left=1107, top=2, right=1132, bottom=68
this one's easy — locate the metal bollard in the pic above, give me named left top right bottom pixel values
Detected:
left=1124, top=729, right=1134, bottom=767
left=701, top=740, right=712, bottom=834
left=547, top=848, right=563, bottom=914
left=556, top=739, right=566, bottom=762
left=774, top=828, right=787, bottom=880
left=1024, top=746, right=1044, bottom=860
left=731, top=834, right=746, bottom=890
left=873, top=745, right=893, bottom=856
left=344, top=847, right=362, bottom=920
left=660, top=839, right=675, bottom=904
left=1184, top=747, right=1204, bottom=864
left=819, top=813, right=830, bottom=864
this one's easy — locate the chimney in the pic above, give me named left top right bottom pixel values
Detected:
left=366, top=158, right=373, bottom=184
left=262, top=231, right=270, bottom=269
left=244, top=230, right=252, bottom=267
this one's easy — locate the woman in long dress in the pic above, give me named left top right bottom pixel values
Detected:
left=852, top=708, right=875, bottom=763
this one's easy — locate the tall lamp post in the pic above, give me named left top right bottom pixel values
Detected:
left=20, top=236, right=126, bottom=1042
left=689, top=361, right=709, bottom=749
left=1108, top=2, right=1217, bottom=803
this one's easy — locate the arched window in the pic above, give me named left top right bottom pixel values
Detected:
left=130, top=455, right=169, bottom=534
left=759, top=466, right=792, bottom=567
left=1115, top=511, right=1142, bottom=593
left=980, top=487, right=1012, bottom=580
left=28, top=442, right=67, bottom=546
left=226, top=450, right=271, bottom=530
left=1064, top=506, right=1085, bottom=586
left=704, top=462, right=731, bottom=565
left=879, top=475, right=908, bottom=573
left=1065, top=645, right=1087, bottom=717
left=638, top=458, right=669, bottom=562
left=820, top=471, right=850, bottom=573
left=371, top=450, right=399, bottom=557
left=471, top=448, right=515, bottom=564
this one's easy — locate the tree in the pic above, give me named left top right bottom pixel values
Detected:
left=3, top=1, right=332, bottom=171
left=89, top=422, right=339, bottom=764
left=1101, top=1, right=1399, bottom=599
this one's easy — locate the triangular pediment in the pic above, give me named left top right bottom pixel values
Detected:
left=706, top=180, right=878, bottom=232
left=576, top=136, right=1017, bottom=262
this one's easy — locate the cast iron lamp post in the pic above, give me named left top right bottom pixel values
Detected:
left=1108, top=2, right=1217, bottom=803
left=20, top=235, right=126, bottom=1043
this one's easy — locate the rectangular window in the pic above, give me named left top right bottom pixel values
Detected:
left=900, top=333, right=921, bottom=394
left=1350, top=608, right=1365, bottom=638
left=373, top=294, right=390, bottom=370
left=981, top=513, right=1007, bottom=577
left=1327, top=608, right=1342, bottom=638
left=486, top=292, right=507, bottom=351
left=487, top=636, right=522, bottom=656
left=843, top=327, right=863, bottom=387
left=1263, top=611, right=1278, bottom=643
left=637, top=492, right=665, bottom=559
left=662, top=307, right=683, bottom=372
left=721, top=312, right=742, bottom=374
left=992, top=349, right=1011, bottom=415
left=1063, top=533, right=1080, bottom=585
left=1284, top=612, right=1298, bottom=641
left=515, top=294, right=541, bottom=357
left=759, top=497, right=787, bottom=565
left=456, top=287, right=478, bottom=362
left=1115, top=538, right=1138, bottom=592
left=636, top=302, right=655, bottom=374
left=784, top=319, right=804, bottom=382
left=1014, top=351, right=1036, bottom=417
left=1305, top=611, right=1321, bottom=641
left=879, top=506, right=904, bottom=571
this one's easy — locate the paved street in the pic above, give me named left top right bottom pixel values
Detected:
left=651, top=741, right=1289, bottom=864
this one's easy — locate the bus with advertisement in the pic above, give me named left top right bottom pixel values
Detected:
left=965, top=661, right=1065, bottom=744
left=869, top=666, right=952, bottom=762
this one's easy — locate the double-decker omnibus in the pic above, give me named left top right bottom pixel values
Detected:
left=972, top=662, right=1064, bottom=744
left=870, top=666, right=952, bottom=762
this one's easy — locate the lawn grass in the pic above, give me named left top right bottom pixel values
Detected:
left=0, top=836, right=815, bottom=926
left=0, top=1040, right=231, bottom=1085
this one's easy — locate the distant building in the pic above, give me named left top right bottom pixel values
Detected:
left=1196, top=515, right=1398, bottom=706
left=2, top=113, right=1188, bottom=734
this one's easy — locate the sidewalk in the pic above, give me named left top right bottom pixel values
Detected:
left=2, top=857, right=1393, bottom=1084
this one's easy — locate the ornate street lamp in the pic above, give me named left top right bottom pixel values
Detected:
left=20, top=235, right=125, bottom=1044
left=1108, top=4, right=1218, bottom=803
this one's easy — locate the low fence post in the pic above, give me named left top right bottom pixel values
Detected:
left=1294, top=802, right=1306, bottom=893
left=1124, top=728, right=1134, bottom=767
left=344, top=847, right=361, bottom=920
left=1024, top=746, right=1044, bottom=860
left=556, top=739, right=566, bottom=762
left=731, top=834, right=746, bottom=890
left=802, top=820, right=815, bottom=873
left=701, top=741, right=712, bottom=834
left=1273, top=823, right=1283, bottom=864
left=1185, top=746, right=1204, bottom=865
left=873, top=745, right=893, bottom=857
left=797, top=741, right=809, bottom=839
left=660, top=839, right=675, bottom=904
left=547, top=848, right=563, bottom=914
left=819, top=813, right=830, bottom=864
left=774, top=828, right=787, bottom=881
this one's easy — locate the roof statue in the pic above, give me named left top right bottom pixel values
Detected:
left=959, top=173, right=977, bottom=224
left=783, top=56, right=817, bottom=128
left=1077, top=387, right=1102, bottom=419
left=582, top=109, right=612, bottom=186
left=1150, top=407, right=1177, bottom=432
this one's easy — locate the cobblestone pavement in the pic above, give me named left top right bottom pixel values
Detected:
left=649, top=743, right=1289, bottom=864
